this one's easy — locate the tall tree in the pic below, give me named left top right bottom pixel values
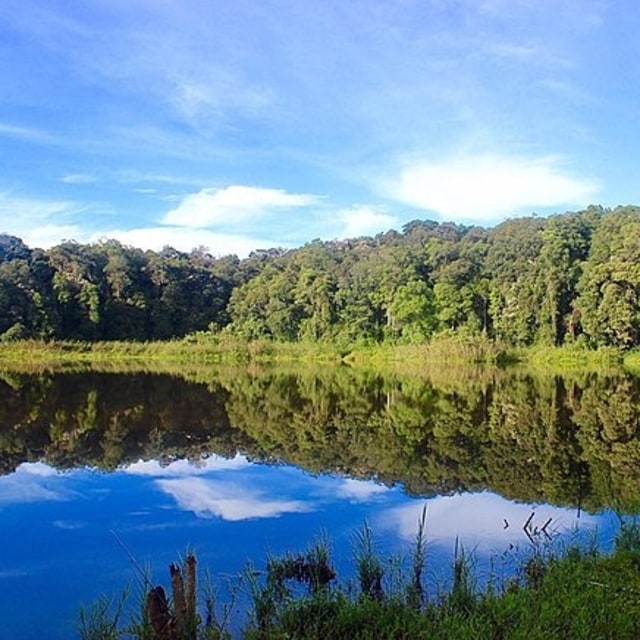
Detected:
left=485, top=218, right=546, bottom=345
left=575, top=206, right=640, bottom=348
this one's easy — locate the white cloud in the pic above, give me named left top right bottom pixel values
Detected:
left=156, top=477, right=312, bottom=521
left=336, top=205, right=399, bottom=238
left=389, top=155, right=599, bottom=222
left=125, top=454, right=250, bottom=477
left=162, top=185, right=318, bottom=228
left=24, top=223, right=89, bottom=248
left=335, top=478, right=391, bottom=502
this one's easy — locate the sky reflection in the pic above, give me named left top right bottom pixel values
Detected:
left=0, top=455, right=618, bottom=640
left=378, top=492, right=600, bottom=552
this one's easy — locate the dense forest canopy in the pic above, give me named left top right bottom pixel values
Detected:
left=1, top=204, right=639, bottom=349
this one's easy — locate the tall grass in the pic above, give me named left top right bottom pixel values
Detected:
left=521, top=344, right=624, bottom=370
left=79, top=516, right=640, bottom=639
left=0, top=336, right=345, bottom=365
left=1, top=335, right=631, bottom=372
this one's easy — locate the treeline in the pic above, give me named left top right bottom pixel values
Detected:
left=2, top=204, right=640, bottom=348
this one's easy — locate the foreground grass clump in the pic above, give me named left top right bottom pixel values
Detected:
left=80, top=518, right=640, bottom=640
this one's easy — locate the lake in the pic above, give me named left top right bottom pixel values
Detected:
left=0, top=364, right=637, bottom=638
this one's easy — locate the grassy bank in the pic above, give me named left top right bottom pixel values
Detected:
left=515, top=343, right=625, bottom=371
left=0, top=333, right=512, bottom=366
left=81, top=518, right=640, bottom=640
left=0, top=336, right=344, bottom=365
left=0, top=335, right=637, bottom=373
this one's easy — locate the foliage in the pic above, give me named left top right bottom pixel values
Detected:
left=2, top=205, right=640, bottom=349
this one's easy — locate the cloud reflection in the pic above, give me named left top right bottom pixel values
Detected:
left=0, top=462, right=70, bottom=506
left=156, top=477, right=312, bottom=521
left=377, top=492, right=597, bottom=554
left=52, top=520, right=87, bottom=530
left=335, top=478, right=391, bottom=502
left=124, top=454, right=250, bottom=476
left=16, top=461, right=59, bottom=477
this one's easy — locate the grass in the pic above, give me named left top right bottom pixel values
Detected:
left=0, top=334, right=635, bottom=374
left=623, top=349, right=640, bottom=373
left=517, top=343, right=625, bottom=371
left=0, top=333, right=521, bottom=370
left=78, top=515, right=640, bottom=639
left=0, top=336, right=345, bottom=366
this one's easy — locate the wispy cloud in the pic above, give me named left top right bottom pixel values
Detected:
left=162, top=185, right=318, bottom=228
left=0, top=122, right=57, bottom=144
left=388, top=154, right=599, bottom=222
left=60, top=173, right=98, bottom=184
left=164, top=66, right=274, bottom=126
left=156, top=477, right=312, bottom=521
left=0, top=192, right=77, bottom=221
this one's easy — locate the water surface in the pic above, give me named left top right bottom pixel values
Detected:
left=0, top=365, right=636, bottom=638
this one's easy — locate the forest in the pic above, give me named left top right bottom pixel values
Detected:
left=1, top=203, right=640, bottom=349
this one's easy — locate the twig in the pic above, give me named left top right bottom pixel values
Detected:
left=541, top=517, right=553, bottom=540
left=523, top=511, right=535, bottom=533
left=110, top=530, right=150, bottom=589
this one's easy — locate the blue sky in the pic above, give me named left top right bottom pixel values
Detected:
left=0, top=0, right=637, bottom=256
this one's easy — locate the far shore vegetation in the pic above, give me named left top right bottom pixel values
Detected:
left=3, top=205, right=640, bottom=374
left=2, top=206, right=640, bottom=361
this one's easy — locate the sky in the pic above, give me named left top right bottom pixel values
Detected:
left=0, top=0, right=638, bottom=257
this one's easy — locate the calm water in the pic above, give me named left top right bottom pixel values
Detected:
left=0, top=366, right=637, bottom=638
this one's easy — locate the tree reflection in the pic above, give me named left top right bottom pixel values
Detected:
left=0, top=365, right=638, bottom=512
